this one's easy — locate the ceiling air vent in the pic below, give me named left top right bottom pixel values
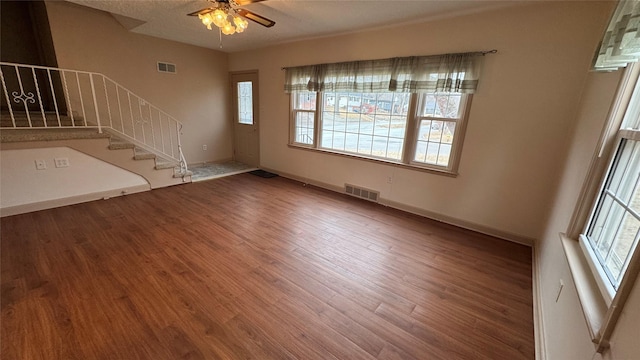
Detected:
left=157, top=62, right=176, bottom=74
left=345, top=183, right=379, bottom=203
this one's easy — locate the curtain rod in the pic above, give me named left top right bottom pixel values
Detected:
left=281, top=49, right=498, bottom=70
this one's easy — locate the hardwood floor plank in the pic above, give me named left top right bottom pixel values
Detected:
left=1, top=174, right=534, bottom=359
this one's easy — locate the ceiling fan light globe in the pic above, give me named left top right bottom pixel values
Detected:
left=212, top=9, right=227, bottom=28
left=199, top=13, right=213, bottom=26
left=222, top=21, right=236, bottom=35
left=234, top=16, right=248, bottom=31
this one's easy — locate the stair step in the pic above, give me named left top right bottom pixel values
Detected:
left=174, top=169, right=193, bottom=179
left=133, top=148, right=156, bottom=160
left=155, top=160, right=177, bottom=170
left=0, top=128, right=110, bottom=143
left=108, top=139, right=136, bottom=150
left=2, top=112, right=86, bottom=128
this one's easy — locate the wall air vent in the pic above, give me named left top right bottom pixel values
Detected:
left=345, top=183, right=379, bottom=203
left=157, top=62, right=176, bottom=74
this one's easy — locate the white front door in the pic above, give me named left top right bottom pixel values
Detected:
left=231, top=72, right=259, bottom=167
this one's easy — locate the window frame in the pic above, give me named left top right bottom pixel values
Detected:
left=563, top=63, right=640, bottom=353
left=289, top=92, right=318, bottom=148
left=580, top=128, right=640, bottom=305
left=289, top=90, right=473, bottom=175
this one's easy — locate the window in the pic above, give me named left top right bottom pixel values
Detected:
left=583, top=131, right=640, bottom=302
left=291, top=92, right=316, bottom=145
left=413, top=92, right=466, bottom=167
left=582, top=70, right=640, bottom=304
left=320, top=92, right=409, bottom=161
left=563, top=63, right=640, bottom=353
left=285, top=52, right=484, bottom=174
left=290, top=90, right=470, bottom=173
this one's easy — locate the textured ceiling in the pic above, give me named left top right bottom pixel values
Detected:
left=65, top=0, right=518, bottom=53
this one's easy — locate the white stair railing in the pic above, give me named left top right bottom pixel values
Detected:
left=0, top=62, right=187, bottom=174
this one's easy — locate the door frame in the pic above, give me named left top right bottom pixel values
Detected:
left=230, top=70, right=260, bottom=167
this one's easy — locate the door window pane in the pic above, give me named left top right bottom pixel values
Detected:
left=237, top=81, right=253, bottom=125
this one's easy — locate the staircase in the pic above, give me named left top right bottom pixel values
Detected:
left=0, top=62, right=191, bottom=188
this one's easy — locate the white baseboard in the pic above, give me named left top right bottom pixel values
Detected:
left=0, top=184, right=150, bottom=217
left=262, top=166, right=535, bottom=247
left=532, top=244, right=547, bottom=360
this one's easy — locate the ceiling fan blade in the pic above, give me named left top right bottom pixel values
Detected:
left=234, top=0, right=267, bottom=5
left=236, top=8, right=275, bottom=28
left=187, top=7, right=215, bottom=17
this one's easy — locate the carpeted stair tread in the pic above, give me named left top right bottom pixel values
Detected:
left=173, top=169, right=193, bottom=178
left=0, top=128, right=110, bottom=143
left=155, top=160, right=178, bottom=170
left=2, top=112, right=86, bottom=128
left=108, top=138, right=136, bottom=150
left=133, top=148, right=156, bottom=160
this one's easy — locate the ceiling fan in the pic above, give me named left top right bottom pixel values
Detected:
left=188, top=0, right=275, bottom=36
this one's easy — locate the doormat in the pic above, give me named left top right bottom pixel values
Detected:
left=249, top=169, right=279, bottom=178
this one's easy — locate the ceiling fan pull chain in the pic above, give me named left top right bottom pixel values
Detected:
left=219, top=27, right=223, bottom=49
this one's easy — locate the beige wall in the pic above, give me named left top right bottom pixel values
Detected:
left=229, top=2, right=612, bottom=242
left=45, top=1, right=232, bottom=165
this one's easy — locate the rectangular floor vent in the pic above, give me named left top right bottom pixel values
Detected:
left=345, top=184, right=379, bottom=203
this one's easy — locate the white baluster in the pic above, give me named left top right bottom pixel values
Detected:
left=75, top=72, right=87, bottom=127
left=47, top=69, right=61, bottom=127
left=149, top=105, right=156, bottom=149
left=0, top=67, right=16, bottom=127
left=31, top=68, right=47, bottom=127
left=89, top=73, right=101, bottom=133
left=14, top=66, right=32, bottom=127
left=61, top=71, right=75, bottom=126
left=116, top=84, right=124, bottom=133
left=102, top=76, right=112, bottom=129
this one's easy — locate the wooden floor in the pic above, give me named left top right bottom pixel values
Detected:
left=1, top=174, right=534, bottom=359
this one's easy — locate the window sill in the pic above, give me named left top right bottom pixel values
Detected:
left=560, top=233, right=608, bottom=344
left=287, top=143, right=458, bottom=177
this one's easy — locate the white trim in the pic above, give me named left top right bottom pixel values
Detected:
left=560, top=233, right=608, bottom=341
left=263, top=166, right=535, bottom=246
left=0, top=184, right=150, bottom=217
left=579, top=234, right=616, bottom=305
left=532, top=244, right=547, bottom=360
left=566, top=66, right=639, bottom=239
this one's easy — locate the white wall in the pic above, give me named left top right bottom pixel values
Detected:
left=45, top=1, right=232, bottom=165
left=229, top=1, right=613, bottom=242
left=1, top=147, right=149, bottom=213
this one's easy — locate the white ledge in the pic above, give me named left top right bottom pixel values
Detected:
left=560, top=233, right=607, bottom=343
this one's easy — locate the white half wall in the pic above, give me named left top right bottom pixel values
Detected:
left=1, top=147, right=149, bottom=216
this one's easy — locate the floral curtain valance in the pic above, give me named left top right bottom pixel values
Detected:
left=594, top=0, right=640, bottom=71
left=284, top=52, right=488, bottom=94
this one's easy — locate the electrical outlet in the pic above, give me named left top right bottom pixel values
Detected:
left=35, top=159, right=47, bottom=170
left=387, top=176, right=393, bottom=184
left=54, top=157, right=70, bottom=168
left=202, top=144, right=207, bottom=151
